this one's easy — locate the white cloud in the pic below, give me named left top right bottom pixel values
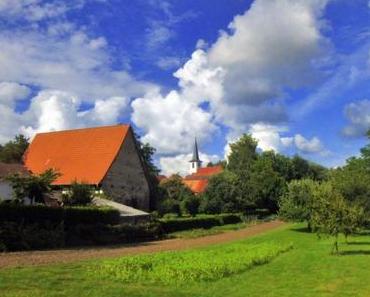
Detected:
left=249, top=123, right=290, bottom=152
left=342, top=99, right=370, bottom=137
left=0, top=0, right=87, bottom=22
left=0, top=82, right=30, bottom=107
left=131, top=89, right=217, bottom=154
left=294, top=134, right=324, bottom=153
left=159, top=152, right=219, bottom=176
left=19, top=90, right=128, bottom=138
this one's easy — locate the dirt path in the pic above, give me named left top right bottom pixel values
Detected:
left=0, top=220, right=285, bottom=269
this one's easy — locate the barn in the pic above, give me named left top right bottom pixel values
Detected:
left=23, top=124, right=151, bottom=211
left=0, top=162, right=29, bottom=201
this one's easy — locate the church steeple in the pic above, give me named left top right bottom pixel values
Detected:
left=189, top=138, right=202, bottom=174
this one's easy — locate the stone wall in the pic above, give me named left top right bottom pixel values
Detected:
left=101, top=129, right=150, bottom=211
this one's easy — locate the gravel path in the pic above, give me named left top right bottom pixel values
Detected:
left=0, top=220, right=285, bottom=269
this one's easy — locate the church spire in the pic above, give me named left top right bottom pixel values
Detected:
left=189, top=138, right=202, bottom=174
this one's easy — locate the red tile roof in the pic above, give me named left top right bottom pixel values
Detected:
left=0, top=162, right=29, bottom=179
left=23, top=125, right=130, bottom=185
left=183, top=165, right=223, bottom=193
left=182, top=179, right=209, bottom=194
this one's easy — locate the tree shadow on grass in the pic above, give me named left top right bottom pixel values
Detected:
left=290, top=226, right=311, bottom=233
left=339, top=250, right=370, bottom=256
left=346, top=241, right=370, bottom=246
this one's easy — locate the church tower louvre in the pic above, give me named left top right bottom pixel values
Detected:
left=189, top=138, right=202, bottom=174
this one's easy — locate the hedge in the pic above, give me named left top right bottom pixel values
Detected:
left=159, top=213, right=242, bottom=233
left=0, top=204, right=120, bottom=226
left=0, top=221, right=162, bottom=252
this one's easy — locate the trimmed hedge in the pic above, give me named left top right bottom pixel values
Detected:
left=159, top=213, right=242, bottom=233
left=0, top=204, right=120, bottom=225
left=0, top=221, right=162, bottom=251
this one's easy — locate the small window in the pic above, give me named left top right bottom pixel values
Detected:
left=192, top=163, right=194, bottom=168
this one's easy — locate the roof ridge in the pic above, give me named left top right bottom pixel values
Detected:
left=34, top=124, right=130, bottom=136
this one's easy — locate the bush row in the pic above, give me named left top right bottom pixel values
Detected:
left=0, top=204, right=121, bottom=226
left=0, top=221, right=162, bottom=252
left=159, top=213, right=242, bottom=233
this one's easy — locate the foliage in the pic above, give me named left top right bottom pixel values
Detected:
left=0, top=221, right=65, bottom=252
left=227, top=134, right=258, bottom=175
left=6, top=169, right=60, bottom=204
left=0, top=204, right=121, bottom=226
left=330, top=132, right=370, bottom=214
left=62, top=182, right=93, bottom=205
left=201, top=171, right=245, bottom=214
left=279, top=179, right=317, bottom=228
left=248, top=156, right=286, bottom=212
left=92, top=241, right=292, bottom=284
left=0, top=134, right=29, bottom=163
left=158, top=175, right=195, bottom=216
left=310, top=182, right=364, bottom=254
left=181, top=195, right=200, bottom=216
left=66, top=222, right=162, bottom=247
left=159, top=213, right=242, bottom=233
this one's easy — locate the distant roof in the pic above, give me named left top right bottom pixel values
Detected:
left=183, top=165, right=223, bottom=193
left=184, top=165, right=223, bottom=180
left=0, top=162, right=29, bottom=180
left=23, top=125, right=130, bottom=185
left=182, top=179, right=209, bottom=194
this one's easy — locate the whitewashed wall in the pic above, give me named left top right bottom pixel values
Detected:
left=0, top=181, right=13, bottom=200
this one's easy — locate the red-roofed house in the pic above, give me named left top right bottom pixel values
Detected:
left=23, top=125, right=151, bottom=211
left=182, top=139, right=223, bottom=194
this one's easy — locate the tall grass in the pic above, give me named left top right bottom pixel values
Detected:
left=91, top=241, right=293, bottom=284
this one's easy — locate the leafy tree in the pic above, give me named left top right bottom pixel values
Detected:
left=310, top=182, right=364, bottom=254
left=0, top=135, right=29, bottom=163
left=279, top=179, right=317, bottom=229
left=158, top=175, right=194, bottom=216
left=260, top=151, right=294, bottom=182
left=227, top=134, right=258, bottom=175
left=7, top=169, right=60, bottom=204
left=249, top=157, right=286, bottom=212
left=202, top=171, right=246, bottom=214
left=181, top=195, right=200, bottom=217
left=331, top=131, right=370, bottom=213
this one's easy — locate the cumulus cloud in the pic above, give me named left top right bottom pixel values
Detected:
left=160, top=152, right=220, bottom=176
left=342, top=99, right=370, bottom=137
left=131, top=89, right=217, bottom=154
left=0, top=82, right=30, bottom=107
left=132, top=0, right=331, bottom=160
left=249, top=123, right=290, bottom=152
left=293, top=134, right=324, bottom=154
left=19, top=90, right=128, bottom=137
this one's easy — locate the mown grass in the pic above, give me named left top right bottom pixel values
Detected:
left=1, top=224, right=370, bottom=297
left=92, top=241, right=292, bottom=283
left=168, top=222, right=255, bottom=239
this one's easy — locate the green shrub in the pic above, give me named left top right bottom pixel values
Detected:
left=63, top=206, right=120, bottom=226
left=181, top=195, right=200, bottom=217
left=63, top=182, right=93, bottom=205
left=66, top=222, right=162, bottom=246
left=159, top=214, right=242, bottom=233
left=0, top=204, right=120, bottom=226
left=0, top=221, right=64, bottom=251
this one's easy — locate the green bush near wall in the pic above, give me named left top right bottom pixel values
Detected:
left=0, top=204, right=120, bottom=225
left=159, top=213, right=243, bottom=233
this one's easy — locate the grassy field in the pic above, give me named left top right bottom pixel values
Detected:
left=1, top=224, right=370, bottom=297
left=167, top=222, right=256, bottom=238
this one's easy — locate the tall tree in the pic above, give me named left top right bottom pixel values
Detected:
left=0, top=135, right=29, bottom=163
left=227, top=134, right=258, bottom=175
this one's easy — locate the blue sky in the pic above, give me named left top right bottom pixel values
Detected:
left=0, top=0, right=369, bottom=175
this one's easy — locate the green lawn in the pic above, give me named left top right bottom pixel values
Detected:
left=1, top=224, right=370, bottom=297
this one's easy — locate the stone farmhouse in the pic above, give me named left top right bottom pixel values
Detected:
left=23, top=124, right=151, bottom=211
